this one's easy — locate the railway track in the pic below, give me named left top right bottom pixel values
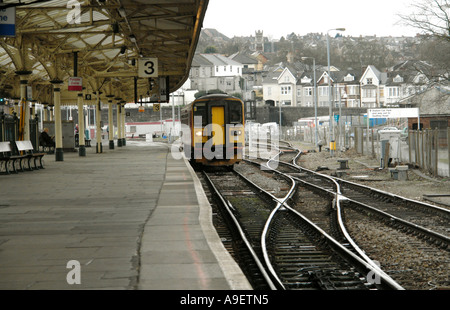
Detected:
left=258, top=144, right=450, bottom=289
left=200, top=164, right=401, bottom=290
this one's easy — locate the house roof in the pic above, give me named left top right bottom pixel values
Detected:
left=229, top=52, right=258, bottom=65
left=360, top=65, right=388, bottom=84
left=191, top=54, right=214, bottom=67
left=200, top=54, right=242, bottom=67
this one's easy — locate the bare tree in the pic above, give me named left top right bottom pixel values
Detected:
left=398, top=0, right=450, bottom=41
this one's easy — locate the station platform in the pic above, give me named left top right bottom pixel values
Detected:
left=0, top=140, right=251, bottom=290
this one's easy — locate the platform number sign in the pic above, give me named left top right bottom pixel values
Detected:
left=138, top=58, right=158, bottom=78
left=0, top=6, right=16, bottom=37
left=153, top=103, right=160, bottom=112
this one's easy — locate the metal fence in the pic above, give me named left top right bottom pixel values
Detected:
left=287, top=123, right=450, bottom=178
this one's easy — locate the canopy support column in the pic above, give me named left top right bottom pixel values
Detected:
left=77, top=93, right=86, bottom=156
left=122, top=103, right=126, bottom=146
left=107, top=97, right=114, bottom=149
left=51, top=81, right=64, bottom=161
left=117, top=100, right=122, bottom=147
left=95, top=92, right=102, bottom=153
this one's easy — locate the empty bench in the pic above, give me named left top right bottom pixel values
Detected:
left=15, top=140, right=46, bottom=170
left=0, top=141, right=27, bottom=174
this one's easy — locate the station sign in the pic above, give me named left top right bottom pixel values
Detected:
left=368, top=108, right=419, bottom=119
left=0, top=6, right=15, bottom=37
left=138, top=58, right=158, bottom=78
left=68, top=77, right=83, bottom=91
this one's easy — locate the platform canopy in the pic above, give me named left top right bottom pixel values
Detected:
left=0, top=0, right=208, bottom=104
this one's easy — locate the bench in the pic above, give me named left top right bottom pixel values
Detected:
left=0, top=141, right=26, bottom=174
left=15, top=140, right=46, bottom=170
left=39, top=135, right=55, bottom=154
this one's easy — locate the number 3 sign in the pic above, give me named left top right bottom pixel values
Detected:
left=138, top=58, right=158, bottom=77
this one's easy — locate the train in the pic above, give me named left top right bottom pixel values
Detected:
left=180, top=94, right=245, bottom=167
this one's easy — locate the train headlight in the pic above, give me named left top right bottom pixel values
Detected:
left=233, top=130, right=242, bottom=136
left=195, top=130, right=203, bottom=137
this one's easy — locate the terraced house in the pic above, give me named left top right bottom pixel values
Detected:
left=261, top=61, right=434, bottom=109
left=189, top=53, right=243, bottom=94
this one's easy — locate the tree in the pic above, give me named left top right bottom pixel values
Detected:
left=398, top=0, right=450, bottom=80
left=398, top=0, right=450, bottom=41
left=204, top=46, right=218, bottom=54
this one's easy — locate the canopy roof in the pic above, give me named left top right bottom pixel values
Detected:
left=0, top=0, right=208, bottom=104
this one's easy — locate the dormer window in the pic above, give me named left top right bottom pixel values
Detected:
left=301, top=77, right=312, bottom=84
left=393, top=75, right=403, bottom=83
left=366, top=78, right=373, bottom=85
left=344, top=74, right=354, bottom=82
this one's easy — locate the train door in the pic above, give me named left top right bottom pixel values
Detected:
left=211, top=106, right=225, bottom=145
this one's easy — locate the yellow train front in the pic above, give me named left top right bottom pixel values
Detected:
left=181, top=94, right=245, bottom=167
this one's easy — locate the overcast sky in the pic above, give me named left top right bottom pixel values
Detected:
left=202, top=0, right=419, bottom=39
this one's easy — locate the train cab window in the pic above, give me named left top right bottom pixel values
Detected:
left=229, top=103, right=242, bottom=124
left=193, top=103, right=208, bottom=126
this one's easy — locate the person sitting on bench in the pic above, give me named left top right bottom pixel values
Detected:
left=40, top=128, right=55, bottom=148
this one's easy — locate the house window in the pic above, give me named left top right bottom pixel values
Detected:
left=268, top=87, right=272, bottom=96
left=319, top=86, right=328, bottom=96
left=230, top=66, right=232, bottom=72
left=366, top=78, right=373, bottom=85
left=363, top=89, right=376, bottom=98
left=216, top=67, right=218, bottom=72
left=348, top=85, right=357, bottom=95
left=393, top=75, right=403, bottom=83
left=281, top=86, right=291, bottom=95
left=388, top=87, right=399, bottom=97
left=224, top=66, right=226, bottom=71
left=344, top=74, right=354, bottom=82
left=304, top=87, right=312, bottom=96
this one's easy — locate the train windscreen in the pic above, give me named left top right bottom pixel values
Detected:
left=228, top=101, right=242, bottom=124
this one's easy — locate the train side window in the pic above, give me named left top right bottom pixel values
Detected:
left=229, top=103, right=242, bottom=124
left=193, top=104, right=208, bottom=126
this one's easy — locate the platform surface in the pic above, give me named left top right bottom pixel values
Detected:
left=0, top=140, right=250, bottom=290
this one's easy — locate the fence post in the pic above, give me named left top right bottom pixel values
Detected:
left=434, top=129, right=438, bottom=177
left=383, top=142, right=390, bottom=169
left=416, top=130, right=420, bottom=167
left=427, top=129, right=432, bottom=173
left=371, top=129, right=375, bottom=158
left=408, top=130, right=412, bottom=164
left=448, top=127, right=450, bottom=177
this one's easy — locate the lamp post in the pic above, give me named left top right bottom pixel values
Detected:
left=327, top=27, right=345, bottom=156
left=301, top=57, right=318, bottom=146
